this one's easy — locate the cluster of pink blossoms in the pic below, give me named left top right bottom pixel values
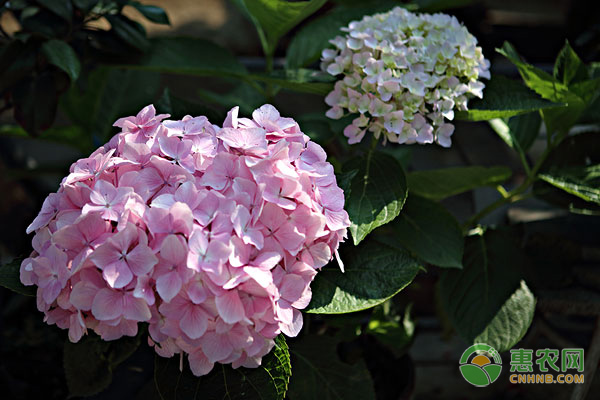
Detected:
left=20, top=104, right=349, bottom=376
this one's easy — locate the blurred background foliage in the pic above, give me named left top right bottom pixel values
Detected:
left=1, top=1, right=600, bottom=399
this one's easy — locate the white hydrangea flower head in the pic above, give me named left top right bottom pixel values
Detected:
left=321, top=7, right=490, bottom=147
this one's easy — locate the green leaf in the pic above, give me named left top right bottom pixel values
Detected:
left=12, top=71, right=62, bottom=135
left=533, top=132, right=600, bottom=212
left=554, top=41, right=588, bottom=85
left=156, top=87, right=222, bottom=122
left=37, top=0, right=73, bottom=20
left=497, top=42, right=586, bottom=137
left=365, top=304, right=415, bottom=357
left=129, top=1, right=170, bottom=25
left=407, top=166, right=512, bottom=201
left=41, top=39, right=81, bottom=81
left=197, top=83, right=267, bottom=116
left=489, top=112, right=542, bottom=154
left=306, top=240, right=421, bottom=314
left=414, top=0, right=479, bottom=12
left=286, top=2, right=399, bottom=69
left=507, top=112, right=541, bottom=152
left=106, top=14, right=150, bottom=52
left=342, top=151, right=408, bottom=245
left=439, top=229, right=536, bottom=352
left=234, top=0, right=327, bottom=56
left=154, top=335, right=290, bottom=400
left=129, top=37, right=247, bottom=77
left=455, top=74, right=564, bottom=121
left=0, top=258, right=36, bottom=296
left=73, top=0, right=99, bottom=12
left=64, top=332, right=142, bottom=397
left=250, top=69, right=334, bottom=96
left=61, top=66, right=161, bottom=142
left=539, top=165, right=600, bottom=205
left=377, top=195, right=464, bottom=268
left=288, top=334, right=375, bottom=400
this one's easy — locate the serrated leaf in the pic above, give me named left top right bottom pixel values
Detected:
left=554, top=41, right=588, bottom=85
left=455, top=74, right=564, bottom=121
left=342, top=151, right=408, bottom=245
left=407, top=166, right=512, bottom=201
left=377, top=195, right=464, bottom=268
left=288, top=334, right=375, bottom=400
left=539, top=165, right=600, bottom=205
left=533, top=132, right=600, bottom=212
left=154, top=335, right=290, bottom=400
left=41, top=39, right=81, bottom=81
left=129, top=1, right=170, bottom=25
left=233, top=0, right=327, bottom=56
left=0, top=258, right=36, bottom=296
left=497, top=41, right=586, bottom=137
left=306, top=240, right=421, bottom=314
left=439, top=229, right=536, bottom=352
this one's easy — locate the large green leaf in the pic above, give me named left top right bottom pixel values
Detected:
left=41, top=39, right=81, bottom=81
left=439, top=229, right=536, bottom=352
left=407, top=166, right=512, bottom=201
left=61, top=66, right=161, bottom=142
left=0, top=258, right=36, bottom=296
left=130, top=37, right=247, bottom=77
left=306, top=240, right=421, bottom=314
left=64, top=331, right=143, bottom=397
left=489, top=112, right=541, bottom=154
left=288, top=334, right=375, bottom=400
left=455, top=74, right=564, bottom=121
left=377, top=195, right=463, bottom=268
left=539, top=165, right=600, bottom=205
left=154, top=335, right=291, bottom=400
left=286, top=2, right=398, bottom=69
left=234, top=0, right=327, bottom=56
left=342, top=151, right=408, bottom=245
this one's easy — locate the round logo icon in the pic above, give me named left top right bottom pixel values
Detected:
left=459, top=343, right=502, bottom=387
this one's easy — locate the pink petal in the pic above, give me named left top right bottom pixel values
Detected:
left=156, top=271, right=183, bottom=302
left=92, top=288, right=123, bottom=320
left=180, top=306, right=208, bottom=339
left=215, top=290, right=246, bottom=324
left=102, top=260, right=133, bottom=289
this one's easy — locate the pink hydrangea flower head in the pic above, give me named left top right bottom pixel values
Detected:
left=22, top=104, right=349, bottom=376
left=322, top=7, right=490, bottom=147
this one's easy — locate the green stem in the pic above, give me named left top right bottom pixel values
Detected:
left=462, top=145, right=554, bottom=232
